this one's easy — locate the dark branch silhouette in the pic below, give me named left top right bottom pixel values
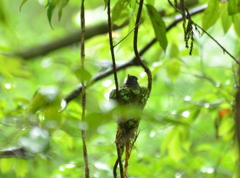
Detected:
left=14, top=23, right=127, bottom=60
left=107, top=0, right=119, bottom=99
left=133, top=0, right=152, bottom=94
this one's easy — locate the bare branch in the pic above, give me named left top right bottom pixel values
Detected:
left=14, top=23, right=127, bottom=60
left=193, top=23, right=240, bottom=65
left=107, top=0, right=119, bottom=99
left=80, top=1, right=90, bottom=177
left=113, top=21, right=142, bottom=48
left=133, top=0, right=152, bottom=94
left=113, top=158, right=119, bottom=178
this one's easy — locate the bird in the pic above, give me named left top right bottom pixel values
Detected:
left=121, top=74, right=140, bottom=88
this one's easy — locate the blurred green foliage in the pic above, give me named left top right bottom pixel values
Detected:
left=0, top=0, right=239, bottom=177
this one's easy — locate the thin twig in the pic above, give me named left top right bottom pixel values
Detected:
left=133, top=0, right=152, bottom=95
left=116, top=143, right=124, bottom=178
left=113, top=158, right=118, bottom=178
left=107, top=0, right=119, bottom=99
left=125, top=142, right=129, bottom=178
left=113, top=21, right=142, bottom=48
left=233, top=63, right=239, bottom=87
left=193, top=23, right=240, bottom=65
left=107, top=0, right=123, bottom=177
left=80, top=1, right=90, bottom=177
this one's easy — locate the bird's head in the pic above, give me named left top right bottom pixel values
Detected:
left=123, top=74, right=139, bottom=88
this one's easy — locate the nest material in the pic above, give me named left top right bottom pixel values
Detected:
left=110, top=87, right=149, bottom=144
left=110, top=87, right=149, bottom=175
left=110, top=87, right=149, bottom=107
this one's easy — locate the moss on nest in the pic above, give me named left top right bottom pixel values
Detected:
left=109, top=87, right=149, bottom=109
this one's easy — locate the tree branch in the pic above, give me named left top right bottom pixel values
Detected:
left=14, top=23, right=127, bottom=60
left=193, top=23, right=240, bottom=65
left=80, top=0, right=89, bottom=177
left=113, top=21, right=142, bottom=48
left=133, top=0, right=152, bottom=95
left=0, top=147, right=26, bottom=158
left=107, top=0, right=119, bottom=99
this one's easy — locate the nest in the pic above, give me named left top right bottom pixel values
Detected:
left=110, top=87, right=149, bottom=176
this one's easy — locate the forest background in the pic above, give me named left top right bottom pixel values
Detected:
left=0, top=0, right=240, bottom=177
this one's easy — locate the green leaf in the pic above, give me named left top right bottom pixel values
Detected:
left=168, top=128, right=183, bottom=162
left=233, top=13, right=240, bottom=38
left=85, top=112, right=111, bottom=137
left=61, top=124, right=82, bottom=137
left=169, top=43, right=179, bottom=58
left=19, top=0, right=28, bottom=12
left=64, top=101, right=82, bottom=120
left=202, top=0, right=220, bottom=31
left=231, top=138, right=239, bottom=162
left=219, top=119, right=235, bottom=140
left=128, top=0, right=136, bottom=9
left=28, top=86, right=64, bottom=132
left=112, top=0, right=128, bottom=25
left=0, top=57, right=13, bottom=79
left=28, top=86, right=61, bottom=113
left=166, top=58, right=181, bottom=83
left=0, top=2, right=6, bottom=24
left=15, top=159, right=28, bottom=178
left=42, top=105, right=64, bottom=132
left=74, top=67, right=92, bottom=83
left=146, top=0, right=155, bottom=6
left=58, top=0, right=69, bottom=21
left=161, top=128, right=175, bottom=154
left=47, top=3, right=55, bottom=29
left=146, top=4, right=168, bottom=51
left=103, top=0, right=108, bottom=10
left=221, top=3, right=232, bottom=34
left=0, top=158, right=14, bottom=174
left=0, top=55, right=31, bottom=79
left=228, top=0, right=240, bottom=15
left=178, top=126, right=190, bottom=152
